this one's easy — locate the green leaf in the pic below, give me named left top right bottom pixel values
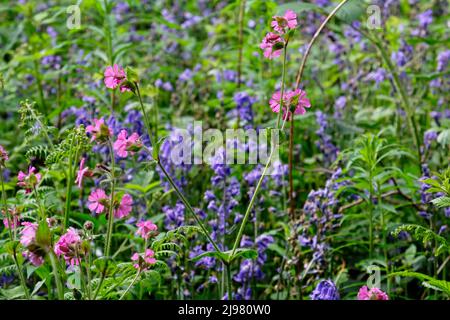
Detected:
left=126, top=66, right=139, bottom=83
left=226, top=248, right=258, bottom=262
left=35, top=221, right=51, bottom=249
left=431, top=196, right=450, bottom=209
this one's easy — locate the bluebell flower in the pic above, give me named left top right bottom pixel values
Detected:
left=310, top=280, right=340, bottom=300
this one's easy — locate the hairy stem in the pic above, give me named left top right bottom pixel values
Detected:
left=49, top=251, right=64, bottom=300
left=104, top=141, right=116, bottom=257
left=13, top=249, right=30, bottom=299
left=119, top=270, right=141, bottom=300
left=225, top=263, right=233, bottom=301
left=135, top=83, right=222, bottom=255
left=63, top=135, right=76, bottom=229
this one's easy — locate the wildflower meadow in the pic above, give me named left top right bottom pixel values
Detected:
left=0, top=0, right=449, bottom=305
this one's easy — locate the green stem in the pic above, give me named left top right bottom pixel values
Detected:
left=119, top=270, right=141, bottom=300
left=157, top=159, right=222, bottom=254
left=64, top=136, right=76, bottom=229
left=49, top=252, right=64, bottom=300
left=135, top=83, right=222, bottom=255
left=92, top=267, right=107, bottom=300
left=225, top=263, right=232, bottom=301
left=86, top=250, right=92, bottom=300
left=77, top=254, right=87, bottom=300
left=231, top=142, right=277, bottom=257
left=368, top=172, right=374, bottom=259
left=230, top=49, right=290, bottom=259
left=12, top=250, right=31, bottom=299
left=104, top=141, right=116, bottom=258
left=377, top=182, right=390, bottom=294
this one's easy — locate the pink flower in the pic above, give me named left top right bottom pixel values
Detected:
left=54, top=227, right=83, bottom=266
left=260, top=32, right=284, bottom=59
left=20, top=222, right=37, bottom=247
left=2, top=208, right=20, bottom=230
left=113, top=130, right=142, bottom=158
left=357, top=286, right=389, bottom=300
left=104, top=64, right=126, bottom=89
left=86, top=118, right=112, bottom=142
left=17, top=166, right=42, bottom=193
left=131, top=249, right=156, bottom=270
left=26, top=251, right=45, bottom=267
left=269, top=89, right=311, bottom=120
left=20, top=222, right=44, bottom=266
left=114, top=194, right=133, bottom=219
left=88, top=189, right=109, bottom=214
left=271, top=10, right=297, bottom=33
left=75, top=158, right=93, bottom=188
left=3, top=217, right=19, bottom=229
left=0, top=144, right=8, bottom=166
left=136, top=220, right=158, bottom=240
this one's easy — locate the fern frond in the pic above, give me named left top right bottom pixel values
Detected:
left=389, top=271, right=450, bottom=296
left=392, top=224, right=449, bottom=255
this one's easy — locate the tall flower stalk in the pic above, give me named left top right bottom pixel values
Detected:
left=104, top=140, right=116, bottom=257
left=288, top=0, right=351, bottom=218
left=233, top=0, right=351, bottom=262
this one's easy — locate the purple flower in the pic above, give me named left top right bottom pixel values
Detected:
left=315, top=111, right=339, bottom=165
left=366, top=68, right=387, bottom=87
left=417, top=9, right=433, bottom=29
left=437, top=50, right=450, bottom=72
left=179, top=69, right=193, bottom=82
left=424, top=130, right=438, bottom=150
left=310, top=280, right=340, bottom=300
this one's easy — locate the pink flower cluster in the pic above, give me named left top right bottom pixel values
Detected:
left=260, top=10, right=297, bottom=59
left=54, top=228, right=83, bottom=266
left=357, top=286, right=389, bottom=300
left=269, top=88, right=311, bottom=120
left=20, top=222, right=44, bottom=266
left=104, top=64, right=131, bottom=92
left=131, top=249, right=156, bottom=270
left=115, top=194, right=133, bottom=219
left=17, top=166, right=42, bottom=194
left=136, top=220, right=158, bottom=240
left=271, top=10, right=297, bottom=33
left=85, top=120, right=142, bottom=159
left=87, top=189, right=133, bottom=219
left=113, top=130, right=142, bottom=158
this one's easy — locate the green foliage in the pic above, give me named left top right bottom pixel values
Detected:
left=46, top=126, right=91, bottom=166
left=389, top=271, right=450, bottom=296
left=392, top=224, right=449, bottom=256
